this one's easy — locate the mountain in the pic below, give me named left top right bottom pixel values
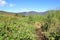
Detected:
left=19, top=11, right=46, bottom=15
left=0, top=11, right=46, bottom=16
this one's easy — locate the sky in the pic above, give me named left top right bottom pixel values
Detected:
left=0, top=0, right=60, bottom=12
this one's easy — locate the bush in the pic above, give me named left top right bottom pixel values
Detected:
left=0, top=15, right=36, bottom=40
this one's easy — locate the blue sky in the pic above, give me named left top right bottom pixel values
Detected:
left=0, top=0, right=60, bottom=12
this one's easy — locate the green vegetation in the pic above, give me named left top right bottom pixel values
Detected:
left=42, top=10, right=60, bottom=40
left=0, top=10, right=60, bottom=40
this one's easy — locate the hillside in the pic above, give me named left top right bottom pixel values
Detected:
left=0, top=10, right=60, bottom=40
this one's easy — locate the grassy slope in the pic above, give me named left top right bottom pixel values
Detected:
left=0, top=10, right=60, bottom=40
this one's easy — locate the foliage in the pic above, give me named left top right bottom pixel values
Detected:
left=42, top=10, right=60, bottom=40
left=0, top=10, right=60, bottom=40
left=0, top=15, right=36, bottom=40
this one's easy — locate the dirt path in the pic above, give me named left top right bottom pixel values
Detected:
left=36, top=28, right=48, bottom=40
left=35, top=22, right=48, bottom=40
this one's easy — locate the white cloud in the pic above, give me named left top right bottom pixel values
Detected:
left=20, top=8, right=40, bottom=12
left=9, top=4, right=15, bottom=7
left=0, top=0, right=7, bottom=6
left=0, top=0, right=15, bottom=7
left=20, top=8, right=30, bottom=12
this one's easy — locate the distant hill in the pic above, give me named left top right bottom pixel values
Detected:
left=19, top=11, right=46, bottom=15
left=1, top=10, right=60, bottom=15
left=0, top=11, right=46, bottom=16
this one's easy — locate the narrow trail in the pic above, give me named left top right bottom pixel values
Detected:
left=35, top=22, right=48, bottom=40
left=36, top=28, right=48, bottom=40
